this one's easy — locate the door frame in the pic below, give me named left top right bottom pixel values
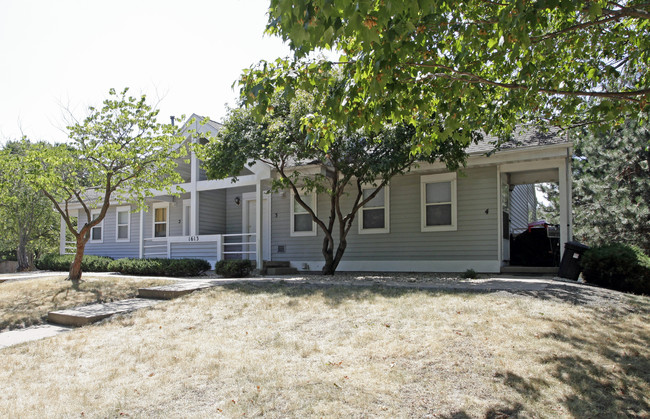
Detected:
left=242, top=192, right=271, bottom=260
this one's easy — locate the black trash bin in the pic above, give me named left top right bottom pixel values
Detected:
left=558, top=241, right=590, bottom=280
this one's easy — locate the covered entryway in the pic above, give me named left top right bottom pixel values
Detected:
left=498, top=158, right=572, bottom=272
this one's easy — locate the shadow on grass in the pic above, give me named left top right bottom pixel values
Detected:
left=217, top=279, right=650, bottom=313
left=217, top=280, right=650, bottom=417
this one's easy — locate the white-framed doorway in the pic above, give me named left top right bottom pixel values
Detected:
left=242, top=192, right=271, bottom=260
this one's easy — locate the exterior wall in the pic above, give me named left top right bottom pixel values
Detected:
left=199, top=190, right=226, bottom=234
left=271, top=166, right=499, bottom=271
left=509, top=184, right=537, bottom=233
left=80, top=206, right=141, bottom=259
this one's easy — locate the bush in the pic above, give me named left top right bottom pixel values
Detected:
left=462, top=268, right=478, bottom=279
left=215, top=259, right=254, bottom=278
left=581, top=243, right=650, bottom=294
left=36, top=253, right=114, bottom=272
left=107, top=258, right=211, bottom=277
left=0, top=250, right=17, bottom=262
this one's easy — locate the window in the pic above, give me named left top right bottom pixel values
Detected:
left=290, top=190, right=317, bottom=236
left=89, top=209, right=103, bottom=243
left=153, top=203, right=169, bottom=238
left=359, top=184, right=390, bottom=234
left=421, top=173, right=457, bottom=232
left=116, top=206, right=131, bottom=242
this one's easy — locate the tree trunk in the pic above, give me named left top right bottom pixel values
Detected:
left=321, top=239, right=348, bottom=275
left=68, top=239, right=87, bottom=287
left=16, top=237, right=30, bottom=272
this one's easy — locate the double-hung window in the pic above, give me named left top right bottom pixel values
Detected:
left=290, top=190, right=317, bottom=236
left=89, top=209, right=103, bottom=243
left=421, top=173, right=457, bottom=232
left=116, top=206, right=131, bottom=242
left=359, top=184, right=389, bottom=234
left=153, top=203, right=169, bottom=238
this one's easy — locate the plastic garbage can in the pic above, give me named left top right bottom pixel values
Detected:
left=558, top=241, right=590, bottom=280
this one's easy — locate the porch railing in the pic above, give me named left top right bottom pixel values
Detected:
left=143, top=233, right=256, bottom=262
left=64, top=241, right=76, bottom=255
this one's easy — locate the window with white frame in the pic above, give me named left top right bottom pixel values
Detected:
left=421, top=173, right=457, bottom=232
left=359, top=184, right=390, bottom=234
left=153, top=203, right=169, bottom=238
left=116, top=206, right=131, bottom=242
left=89, top=209, right=103, bottom=242
left=290, top=190, right=317, bottom=236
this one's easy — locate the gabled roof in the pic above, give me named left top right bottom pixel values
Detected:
left=179, top=113, right=223, bottom=139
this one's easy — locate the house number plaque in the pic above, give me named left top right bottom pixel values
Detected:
left=188, top=235, right=200, bottom=242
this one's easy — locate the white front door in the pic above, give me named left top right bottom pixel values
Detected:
left=243, top=195, right=270, bottom=260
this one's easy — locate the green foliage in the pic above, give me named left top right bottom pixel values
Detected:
left=202, top=89, right=470, bottom=274
left=581, top=243, right=650, bottom=295
left=462, top=269, right=478, bottom=279
left=237, top=0, right=649, bottom=147
left=572, top=121, right=650, bottom=253
left=0, top=140, right=59, bottom=270
left=214, top=260, right=254, bottom=278
left=36, top=254, right=114, bottom=272
left=24, top=88, right=188, bottom=280
left=108, top=258, right=211, bottom=277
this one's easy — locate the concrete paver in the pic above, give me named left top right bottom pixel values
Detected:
left=48, top=298, right=164, bottom=327
left=0, top=324, right=73, bottom=349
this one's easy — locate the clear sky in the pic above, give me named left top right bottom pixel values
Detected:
left=0, top=0, right=291, bottom=143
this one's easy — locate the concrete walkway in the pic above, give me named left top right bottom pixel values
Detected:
left=0, top=324, right=73, bottom=349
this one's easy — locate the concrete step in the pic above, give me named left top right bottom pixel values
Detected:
left=501, top=266, right=558, bottom=274
left=138, top=282, right=214, bottom=300
left=48, top=298, right=163, bottom=327
left=263, top=261, right=291, bottom=269
left=265, top=267, right=299, bottom=275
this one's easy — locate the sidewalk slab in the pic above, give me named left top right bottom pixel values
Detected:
left=48, top=298, right=163, bottom=327
left=138, top=281, right=215, bottom=300
left=0, top=324, right=73, bottom=349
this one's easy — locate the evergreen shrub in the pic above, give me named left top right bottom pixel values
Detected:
left=107, top=258, right=211, bottom=277
left=215, top=259, right=254, bottom=278
left=36, top=254, right=113, bottom=272
left=581, top=243, right=650, bottom=294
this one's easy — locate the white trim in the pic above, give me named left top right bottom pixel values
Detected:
left=89, top=209, right=103, bottom=243
left=242, top=191, right=272, bottom=261
left=115, top=206, right=131, bottom=242
left=420, top=172, right=457, bottom=232
left=152, top=202, right=170, bottom=238
left=182, top=199, right=191, bottom=236
left=290, top=259, right=501, bottom=273
left=139, top=209, right=144, bottom=258
left=290, top=189, right=317, bottom=237
left=358, top=183, right=390, bottom=234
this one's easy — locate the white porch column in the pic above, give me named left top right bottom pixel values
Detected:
left=255, top=178, right=263, bottom=268
left=139, top=209, right=145, bottom=258
left=59, top=215, right=67, bottom=255
left=559, top=161, right=569, bottom=258
left=190, top=139, right=199, bottom=236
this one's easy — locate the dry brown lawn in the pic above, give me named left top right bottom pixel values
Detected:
left=0, top=275, right=170, bottom=331
left=1, top=281, right=649, bottom=418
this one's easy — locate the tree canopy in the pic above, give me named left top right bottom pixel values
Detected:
left=237, top=0, right=649, bottom=149
left=203, top=91, right=470, bottom=274
left=26, top=88, right=187, bottom=282
left=0, top=140, right=59, bottom=270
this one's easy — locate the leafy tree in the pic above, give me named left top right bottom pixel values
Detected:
left=25, top=88, right=186, bottom=284
left=237, top=0, right=649, bottom=149
left=202, top=91, right=470, bottom=274
left=572, top=121, right=650, bottom=252
left=0, top=140, right=59, bottom=270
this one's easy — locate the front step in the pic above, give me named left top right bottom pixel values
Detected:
left=265, top=267, right=299, bottom=275
left=48, top=299, right=163, bottom=327
left=138, top=282, right=214, bottom=300
left=260, top=260, right=298, bottom=275
left=501, top=266, right=559, bottom=274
